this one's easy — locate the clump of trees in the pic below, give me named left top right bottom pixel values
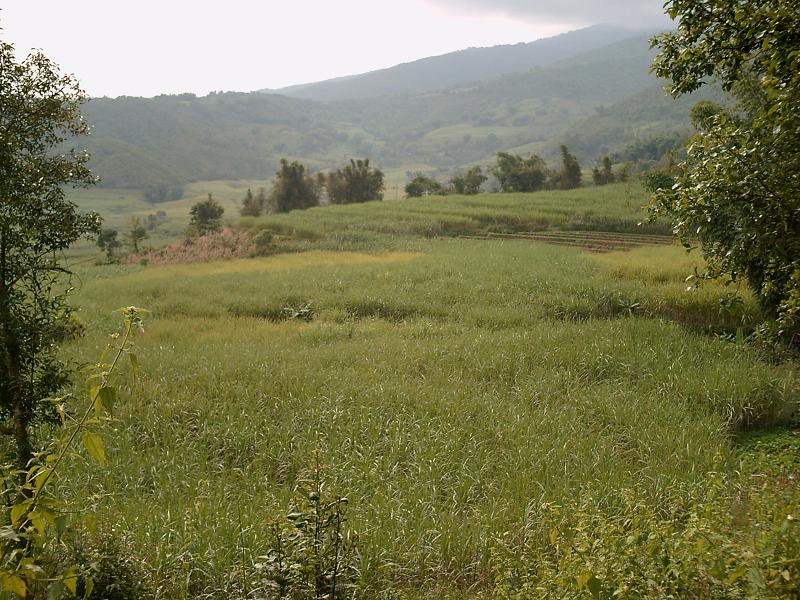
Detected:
left=406, top=167, right=488, bottom=198
left=592, top=156, right=630, bottom=186
left=270, top=159, right=321, bottom=213
left=240, top=188, right=268, bottom=217
left=450, top=166, right=487, bottom=195
left=188, top=194, right=225, bottom=236
left=492, top=152, right=550, bottom=192
left=650, top=0, right=800, bottom=343
left=324, top=158, right=384, bottom=204
left=405, top=174, right=446, bottom=198
left=492, top=147, right=583, bottom=193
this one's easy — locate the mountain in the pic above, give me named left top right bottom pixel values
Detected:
left=267, top=24, right=655, bottom=102
left=80, top=29, right=701, bottom=192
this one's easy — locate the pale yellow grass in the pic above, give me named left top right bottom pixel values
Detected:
left=118, top=250, right=423, bottom=281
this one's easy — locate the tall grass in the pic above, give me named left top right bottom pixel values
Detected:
left=56, top=230, right=798, bottom=597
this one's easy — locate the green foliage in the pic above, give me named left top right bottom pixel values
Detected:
left=650, top=0, right=800, bottom=343
left=96, top=228, right=122, bottom=263
left=143, top=182, right=184, bottom=203
left=325, top=159, right=384, bottom=204
left=0, top=307, right=147, bottom=598
left=592, top=156, right=615, bottom=186
left=449, top=166, right=487, bottom=195
left=0, top=39, right=101, bottom=471
left=270, top=160, right=320, bottom=213
left=253, top=229, right=276, bottom=256
left=405, top=174, right=446, bottom=198
left=492, top=152, right=550, bottom=193
left=554, top=145, right=582, bottom=190
left=123, top=216, right=149, bottom=253
left=241, top=187, right=267, bottom=217
left=639, top=170, right=674, bottom=194
left=188, top=193, right=225, bottom=236
left=492, top=469, right=800, bottom=599
left=255, top=454, right=358, bottom=599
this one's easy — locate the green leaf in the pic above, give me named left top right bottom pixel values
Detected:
left=82, top=577, right=94, bottom=600
left=97, top=386, right=116, bottom=416
left=62, top=568, right=79, bottom=595
left=0, top=574, right=27, bottom=598
left=10, top=502, right=30, bottom=528
left=82, top=432, right=105, bottom=465
left=587, top=574, right=602, bottom=598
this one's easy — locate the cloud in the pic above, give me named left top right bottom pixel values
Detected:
left=428, top=0, right=672, bottom=28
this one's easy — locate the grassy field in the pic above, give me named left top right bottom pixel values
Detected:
left=54, top=183, right=798, bottom=598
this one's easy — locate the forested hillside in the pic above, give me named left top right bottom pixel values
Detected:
left=82, top=29, right=696, bottom=191
left=270, top=24, right=650, bottom=101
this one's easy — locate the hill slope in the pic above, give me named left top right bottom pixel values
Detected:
left=81, top=32, right=697, bottom=190
left=270, top=24, right=654, bottom=101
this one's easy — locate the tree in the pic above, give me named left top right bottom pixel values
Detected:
left=450, top=166, right=487, bottom=195
left=592, top=156, right=615, bottom=186
left=405, top=174, right=445, bottom=198
left=124, top=216, right=149, bottom=252
left=269, top=159, right=320, bottom=213
left=189, top=193, right=225, bottom=235
left=0, top=40, right=101, bottom=470
left=555, top=145, right=582, bottom=190
left=650, top=0, right=800, bottom=341
left=325, top=158, right=384, bottom=204
left=97, top=228, right=122, bottom=262
left=492, top=152, right=550, bottom=193
left=240, top=188, right=263, bottom=217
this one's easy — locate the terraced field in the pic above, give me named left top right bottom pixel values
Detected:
left=462, top=229, right=676, bottom=252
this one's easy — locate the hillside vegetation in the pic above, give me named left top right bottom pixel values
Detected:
left=81, top=30, right=711, bottom=192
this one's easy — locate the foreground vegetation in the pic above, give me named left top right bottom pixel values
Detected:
left=45, top=183, right=797, bottom=598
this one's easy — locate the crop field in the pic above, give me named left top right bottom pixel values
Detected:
left=55, top=183, right=799, bottom=598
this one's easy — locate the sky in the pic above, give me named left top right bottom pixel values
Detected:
left=0, top=1, right=670, bottom=98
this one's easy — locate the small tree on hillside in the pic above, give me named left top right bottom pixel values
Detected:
left=97, top=228, right=122, bottom=262
left=240, top=188, right=264, bottom=217
left=554, top=145, right=582, bottom=190
left=325, top=158, right=384, bottom=204
left=270, top=159, right=320, bottom=213
left=189, top=194, right=225, bottom=236
left=592, top=156, right=616, bottom=186
left=405, top=174, right=446, bottom=198
left=450, top=166, right=487, bottom=195
left=124, top=216, right=149, bottom=253
left=492, top=152, right=550, bottom=193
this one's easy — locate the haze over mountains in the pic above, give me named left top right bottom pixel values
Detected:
left=81, top=24, right=708, bottom=192
left=266, top=25, right=650, bottom=101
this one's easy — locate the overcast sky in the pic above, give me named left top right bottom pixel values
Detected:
left=0, top=1, right=670, bottom=98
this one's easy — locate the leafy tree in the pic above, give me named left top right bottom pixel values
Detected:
left=405, top=174, right=446, bottom=198
left=269, top=159, right=320, bottom=213
left=97, top=228, right=122, bottom=262
left=240, top=188, right=263, bottom=217
left=325, top=158, right=384, bottom=204
left=124, top=216, right=149, bottom=252
left=492, top=152, right=550, bottom=193
left=450, top=166, right=487, bottom=195
left=592, top=156, right=616, bottom=186
left=0, top=40, right=101, bottom=470
left=555, top=144, right=582, bottom=190
left=650, top=0, right=800, bottom=341
left=189, top=193, right=225, bottom=235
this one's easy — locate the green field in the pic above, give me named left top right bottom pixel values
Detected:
left=56, top=183, right=798, bottom=598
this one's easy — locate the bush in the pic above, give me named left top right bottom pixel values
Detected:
left=492, top=469, right=800, bottom=599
